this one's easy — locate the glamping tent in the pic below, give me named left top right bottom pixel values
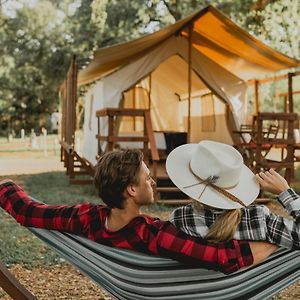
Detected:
left=77, top=5, right=299, bottom=165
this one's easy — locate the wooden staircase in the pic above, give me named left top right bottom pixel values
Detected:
left=151, top=161, right=191, bottom=206
left=96, top=108, right=191, bottom=205
left=61, top=141, right=95, bottom=184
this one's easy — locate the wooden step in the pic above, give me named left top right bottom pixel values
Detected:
left=156, top=199, right=192, bottom=206
left=156, top=187, right=181, bottom=193
left=156, top=174, right=170, bottom=180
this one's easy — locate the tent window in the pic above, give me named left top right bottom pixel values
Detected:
left=201, top=93, right=216, bottom=132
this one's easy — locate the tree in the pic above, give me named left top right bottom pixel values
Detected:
left=0, top=0, right=108, bottom=134
left=0, top=0, right=299, bottom=135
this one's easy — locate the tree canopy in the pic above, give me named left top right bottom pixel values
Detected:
left=0, top=0, right=299, bottom=135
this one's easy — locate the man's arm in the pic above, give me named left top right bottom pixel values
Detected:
left=249, top=241, right=278, bottom=265
left=0, top=180, right=96, bottom=235
left=148, top=220, right=253, bottom=274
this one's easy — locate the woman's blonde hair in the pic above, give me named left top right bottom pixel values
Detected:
left=205, top=208, right=241, bottom=243
left=193, top=201, right=241, bottom=243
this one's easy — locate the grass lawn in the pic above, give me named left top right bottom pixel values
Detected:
left=0, top=171, right=98, bottom=269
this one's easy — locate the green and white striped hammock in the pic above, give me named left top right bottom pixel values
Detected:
left=29, top=227, right=300, bottom=300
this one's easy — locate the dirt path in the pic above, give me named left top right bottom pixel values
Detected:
left=0, top=157, right=64, bottom=175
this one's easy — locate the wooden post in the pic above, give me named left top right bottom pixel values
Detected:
left=288, top=72, right=294, bottom=113
left=133, top=86, right=136, bottom=131
left=284, top=95, right=288, bottom=113
left=187, top=24, right=193, bottom=143
left=148, top=75, right=152, bottom=110
left=254, top=80, right=259, bottom=114
left=97, top=116, right=101, bottom=157
left=286, top=116, right=295, bottom=181
left=255, top=113, right=263, bottom=174
left=108, top=115, right=114, bottom=151
left=143, top=116, right=148, bottom=162
left=67, top=57, right=77, bottom=179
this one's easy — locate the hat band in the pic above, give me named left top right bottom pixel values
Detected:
left=183, top=175, right=246, bottom=208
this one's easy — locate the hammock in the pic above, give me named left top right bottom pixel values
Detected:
left=28, top=228, right=300, bottom=300
left=1, top=196, right=300, bottom=300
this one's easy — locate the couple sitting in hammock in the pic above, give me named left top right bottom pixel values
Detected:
left=0, top=140, right=298, bottom=274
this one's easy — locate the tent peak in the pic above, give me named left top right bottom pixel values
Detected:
left=78, top=5, right=300, bottom=86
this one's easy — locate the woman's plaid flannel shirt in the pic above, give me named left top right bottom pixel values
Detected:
left=170, top=189, right=300, bottom=249
left=0, top=181, right=253, bottom=274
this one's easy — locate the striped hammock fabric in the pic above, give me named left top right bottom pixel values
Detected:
left=29, top=227, right=300, bottom=300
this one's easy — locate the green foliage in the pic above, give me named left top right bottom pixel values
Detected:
left=257, top=1, right=300, bottom=58
left=0, top=0, right=107, bottom=135
left=0, top=0, right=299, bottom=136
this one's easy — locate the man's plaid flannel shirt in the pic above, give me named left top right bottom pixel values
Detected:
left=170, top=189, right=300, bottom=249
left=0, top=181, right=253, bottom=274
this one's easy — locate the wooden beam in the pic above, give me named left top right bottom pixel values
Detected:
left=248, top=73, right=289, bottom=85
left=148, top=75, right=152, bottom=110
left=0, top=261, right=37, bottom=300
left=96, top=108, right=148, bottom=117
left=276, top=90, right=300, bottom=98
left=133, top=85, right=136, bottom=131
left=254, top=80, right=259, bottom=114
left=96, top=135, right=148, bottom=142
left=288, top=72, right=294, bottom=113
left=258, top=112, right=298, bottom=120
left=144, top=111, right=159, bottom=162
left=156, top=199, right=192, bottom=206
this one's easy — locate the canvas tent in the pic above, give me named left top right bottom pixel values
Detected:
left=78, top=5, right=299, bottom=165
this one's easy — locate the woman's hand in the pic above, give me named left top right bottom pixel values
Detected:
left=255, top=169, right=290, bottom=194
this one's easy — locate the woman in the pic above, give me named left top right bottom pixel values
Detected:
left=166, top=140, right=300, bottom=249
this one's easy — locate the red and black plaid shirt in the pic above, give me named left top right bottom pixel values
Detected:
left=0, top=181, right=253, bottom=274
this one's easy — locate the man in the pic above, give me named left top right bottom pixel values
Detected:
left=0, top=149, right=276, bottom=274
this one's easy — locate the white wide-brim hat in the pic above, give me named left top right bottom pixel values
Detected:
left=166, top=140, right=259, bottom=209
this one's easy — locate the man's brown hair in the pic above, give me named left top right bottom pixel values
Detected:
left=94, top=149, right=144, bottom=209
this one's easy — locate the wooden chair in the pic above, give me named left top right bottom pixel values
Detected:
left=254, top=113, right=297, bottom=184
left=233, top=124, right=256, bottom=168
left=259, top=124, right=279, bottom=158
left=233, top=123, right=276, bottom=169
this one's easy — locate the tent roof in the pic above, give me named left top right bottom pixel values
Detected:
left=78, top=5, right=300, bottom=85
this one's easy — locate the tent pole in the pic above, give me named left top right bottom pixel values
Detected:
left=288, top=72, right=294, bottom=113
left=133, top=86, right=136, bottom=131
left=187, top=24, right=193, bottom=143
left=254, top=79, right=259, bottom=114
left=149, top=74, right=152, bottom=110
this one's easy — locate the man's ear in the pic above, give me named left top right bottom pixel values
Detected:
left=126, top=184, right=136, bottom=197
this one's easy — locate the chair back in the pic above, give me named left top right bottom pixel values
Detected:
left=240, top=124, right=253, bottom=131
left=266, top=124, right=279, bottom=140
